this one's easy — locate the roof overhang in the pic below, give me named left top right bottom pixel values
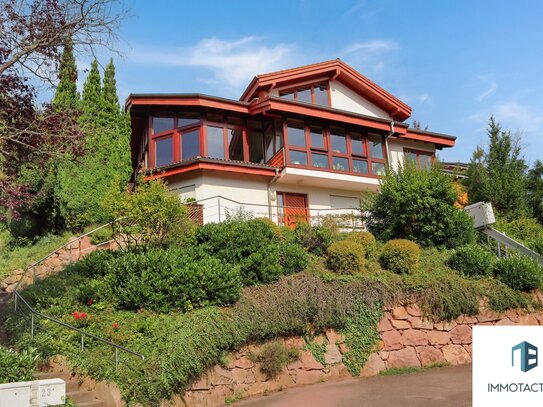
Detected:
left=241, top=59, right=412, bottom=121
left=126, top=93, right=250, bottom=114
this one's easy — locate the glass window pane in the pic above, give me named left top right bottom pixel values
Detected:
left=332, top=156, right=349, bottom=171
left=290, top=151, right=307, bottom=165
left=279, top=90, right=295, bottom=100
left=404, top=151, right=417, bottom=164
left=155, top=138, right=173, bottom=167
left=369, top=134, right=384, bottom=159
left=311, top=153, right=329, bottom=168
left=310, top=126, right=324, bottom=149
left=331, top=128, right=346, bottom=153
left=178, top=113, right=200, bottom=128
left=153, top=116, right=174, bottom=134
left=228, top=129, right=244, bottom=161
left=275, top=119, right=283, bottom=149
left=297, top=88, right=311, bottom=103
left=249, top=130, right=264, bottom=163
left=181, top=130, right=199, bottom=161
left=350, top=132, right=364, bottom=155
left=353, top=159, right=368, bottom=174
left=287, top=122, right=306, bottom=147
left=314, top=84, right=328, bottom=106
left=264, top=124, right=275, bottom=162
left=372, top=162, right=386, bottom=175
left=419, top=154, right=433, bottom=169
left=207, top=126, right=224, bottom=159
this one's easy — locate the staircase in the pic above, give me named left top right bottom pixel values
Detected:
left=34, top=371, right=107, bottom=407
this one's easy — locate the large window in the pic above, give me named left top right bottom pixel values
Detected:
left=207, top=126, right=225, bottom=159
left=228, top=129, right=244, bottom=161
left=284, top=120, right=387, bottom=177
left=181, top=130, right=199, bottom=160
left=153, top=116, right=174, bottom=134
left=278, top=83, right=330, bottom=106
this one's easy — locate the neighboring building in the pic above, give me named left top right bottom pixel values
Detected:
left=126, top=59, right=456, bottom=226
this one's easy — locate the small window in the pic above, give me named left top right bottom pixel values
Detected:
left=330, top=128, right=347, bottom=153
left=369, top=134, right=384, bottom=159
left=207, top=126, right=224, bottom=159
left=371, top=162, right=386, bottom=175
left=419, top=154, right=433, bottom=169
left=287, top=122, right=306, bottom=147
left=353, top=159, right=369, bottom=174
left=228, top=129, right=244, bottom=161
left=350, top=132, right=364, bottom=156
left=311, top=153, right=329, bottom=168
left=181, top=130, right=199, bottom=161
left=332, top=156, right=349, bottom=171
left=297, top=87, right=311, bottom=103
left=310, top=126, right=324, bottom=149
left=155, top=137, right=173, bottom=167
left=314, top=84, right=328, bottom=106
left=279, top=90, right=295, bottom=100
left=178, top=113, right=200, bottom=128
left=248, top=130, right=264, bottom=163
left=153, top=116, right=174, bottom=134
left=290, top=151, right=307, bottom=166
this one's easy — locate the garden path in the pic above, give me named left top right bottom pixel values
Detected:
left=234, top=365, right=471, bottom=407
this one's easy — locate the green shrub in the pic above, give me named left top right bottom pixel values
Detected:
left=78, top=249, right=117, bottom=278
left=294, top=223, right=336, bottom=256
left=364, top=162, right=475, bottom=248
left=196, top=218, right=287, bottom=285
left=253, top=341, right=299, bottom=379
left=326, top=240, right=365, bottom=274
left=255, top=217, right=282, bottom=237
left=380, top=239, right=420, bottom=274
left=494, top=255, right=543, bottom=291
left=0, top=347, right=39, bottom=383
left=447, top=244, right=495, bottom=278
left=89, top=226, right=115, bottom=245
left=279, top=242, right=309, bottom=275
left=346, top=232, right=377, bottom=258
left=103, top=247, right=242, bottom=312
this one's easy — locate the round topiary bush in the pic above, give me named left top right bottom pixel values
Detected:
left=346, top=231, right=377, bottom=258
left=255, top=217, right=282, bottom=238
left=379, top=239, right=420, bottom=274
left=447, top=244, right=495, bottom=278
left=493, top=255, right=543, bottom=291
left=326, top=240, right=365, bottom=274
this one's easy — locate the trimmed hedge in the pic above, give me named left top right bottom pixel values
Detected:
left=494, top=255, right=543, bottom=291
left=294, top=223, right=336, bottom=256
left=346, top=232, right=377, bottom=258
left=380, top=239, right=420, bottom=274
left=326, top=240, right=365, bottom=274
left=447, top=244, right=495, bottom=278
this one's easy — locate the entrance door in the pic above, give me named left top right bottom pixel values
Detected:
left=277, top=192, right=308, bottom=227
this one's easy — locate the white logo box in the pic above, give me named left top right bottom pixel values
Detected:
left=473, top=326, right=543, bottom=407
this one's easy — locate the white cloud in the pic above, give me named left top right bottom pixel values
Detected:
left=476, top=76, right=497, bottom=102
left=468, top=100, right=543, bottom=133
left=128, top=37, right=295, bottom=94
left=341, top=40, right=398, bottom=56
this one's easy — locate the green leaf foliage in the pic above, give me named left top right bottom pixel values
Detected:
left=379, top=239, right=420, bottom=274
left=494, top=255, right=543, bottom=291
left=0, top=347, right=39, bottom=383
left=52, top=38, right=79, bottom=111
left=447, top=244, right=495, bottom=278
left=326, top=240, right=365, bottom=274
left=364, top=161, right=475, bottom=248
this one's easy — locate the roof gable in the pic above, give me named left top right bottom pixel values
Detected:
left=240, top=59, right=412, bottom=121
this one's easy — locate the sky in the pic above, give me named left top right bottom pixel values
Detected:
left=77, top=0, right=543, bottom=164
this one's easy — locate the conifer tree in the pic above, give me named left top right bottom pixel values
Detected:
left=80, top=59, right=103, bottom=131
left=52, top=38, right=79, bottom=110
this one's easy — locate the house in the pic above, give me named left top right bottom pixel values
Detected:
left=126, top=59, right=456, bottom=227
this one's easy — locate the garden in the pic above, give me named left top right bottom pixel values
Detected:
left=3, top=161, right=543, bottom=407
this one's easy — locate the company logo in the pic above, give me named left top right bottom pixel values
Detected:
left=512, top=341, right=538, bottom=373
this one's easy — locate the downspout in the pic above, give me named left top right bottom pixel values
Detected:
left=384, top=121, right=395, bottom=169
left=268, top=167, right=281, bottom=220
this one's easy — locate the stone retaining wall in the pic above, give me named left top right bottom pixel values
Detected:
left=181, top=301, right=543, bottom=407
left=0, top=236, right=117, bottom=293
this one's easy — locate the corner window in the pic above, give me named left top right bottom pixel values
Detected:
left=207, top=126, right=225, bottom=159
left=228, top=129, right=244, bottom=161
left=181, top=130, right=199, bottom=161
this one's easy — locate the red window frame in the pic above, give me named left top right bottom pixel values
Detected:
left=278, top=82, right=331, bottom=106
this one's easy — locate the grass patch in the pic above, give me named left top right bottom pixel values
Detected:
left=0, top=230, right=72, bottom=281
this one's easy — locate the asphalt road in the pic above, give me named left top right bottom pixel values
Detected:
left=233, top=365, right=472, bottom=407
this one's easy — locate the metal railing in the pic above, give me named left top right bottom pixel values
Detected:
left=9, top=221, right=145, bottom=368
left=188, top=195, right=365, bottom=230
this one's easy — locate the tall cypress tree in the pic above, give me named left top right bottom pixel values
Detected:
left=80, top=59, right=102, bottom=131
left=52, top=38, right=79, bottom=110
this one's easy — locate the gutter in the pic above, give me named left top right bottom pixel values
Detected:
left=267, top=167, right=282, bottom=220
left=384, top=121, right=395, bottom=169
